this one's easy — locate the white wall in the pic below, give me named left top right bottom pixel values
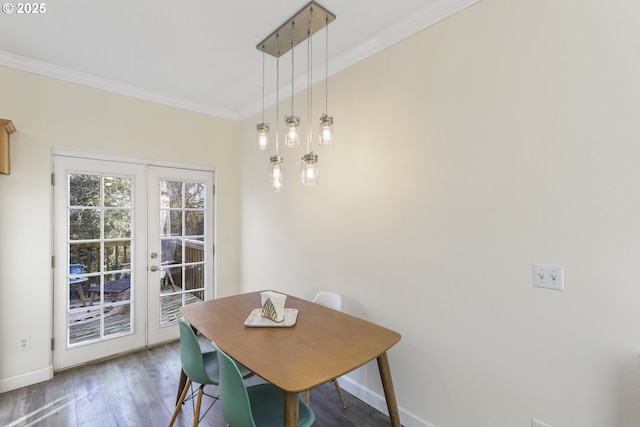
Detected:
left=240, top=0, right=640, bottom=426
left=0, top=66, right=242, bottom=390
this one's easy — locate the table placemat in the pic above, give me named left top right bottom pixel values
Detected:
left=244, top=308, right=298, bottom=327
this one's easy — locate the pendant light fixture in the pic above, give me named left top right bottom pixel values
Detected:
left=301, top=13, right=318, bottom=185
left=256, top=47, right=270, bottom=151
left=269, top=35, right=284, bottom=192
left=284, top=21, right=301, bottom=148
left=256, top=1, right=335, bottom=190
left=319, top=17, right=334, bottom=147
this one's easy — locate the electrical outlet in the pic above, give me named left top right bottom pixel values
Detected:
left=19, top=336, right=31, bottom=351
left=532, top=418, right=552, bottom=427
left=533, top=264, right=564, bottom=291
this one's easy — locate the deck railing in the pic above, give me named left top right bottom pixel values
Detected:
left=69, top=239, right=205, bottom=294
left=70, top=240, right=131, bottom=274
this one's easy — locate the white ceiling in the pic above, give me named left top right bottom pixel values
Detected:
left=0, top=0, right=479, bottom=120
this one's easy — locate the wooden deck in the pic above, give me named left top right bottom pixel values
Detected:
left=67, top=284, right=203, bottom=345
left=67, top=238, right=206, bottom=345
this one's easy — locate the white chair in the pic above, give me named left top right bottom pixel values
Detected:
left=305, top=291, right=348, bottom=408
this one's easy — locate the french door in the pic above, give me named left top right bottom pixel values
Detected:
left=146, top=166, right=214, bottom=344
left=53, top=155, right=214, bottom=370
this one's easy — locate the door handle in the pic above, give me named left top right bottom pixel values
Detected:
left=150, top=265, right=159, bottom=272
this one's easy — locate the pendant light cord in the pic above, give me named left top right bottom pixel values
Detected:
left=261, top=47, right=266, bottom=123
left=275, top=34, right=280, bottom=156
left=290, top=22, right=295, bottom=117
left=307, top=9, right=313, bottom=152
left=324, top=17, right=329, bottom=114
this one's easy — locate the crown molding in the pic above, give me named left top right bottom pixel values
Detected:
left=0, top=51, right=240, bottom=121
left=237, top=0, right=481, bottom=120
left=0, top=0, right=480, bottom=122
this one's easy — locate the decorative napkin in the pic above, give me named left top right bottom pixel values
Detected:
left=260, top=291, right=287, bottom=323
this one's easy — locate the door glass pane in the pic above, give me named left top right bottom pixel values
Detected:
left=104, top=210, right=131, bottom=238
left=70, top=174, right=100, bottom=206
left=104, top=241, right=131, bottom=272
left=104, top=303, right=131, bottom=337
left=104, top=176, right=132, bottom=207
left=184, top=264, right=203, bottom=290
left=168, top=212, right=182, bottom=236
left=68, top=307, right=101, bottom=344
left=185, top=182, right=205, bottom=208
left=185, top=238, right=204, bottom=263
left=161, top=239, right=179, bottom=262
left=67, top=173, right=134, bottom=347
left=161, top=266, right=182, bottom=296
left=158, top=180, right=207, bottom=326
left=70, top=209, right=100, bottom=240
left=185, top=211, right=204, bottom=236
left=166, top=181, right=183, bottom=208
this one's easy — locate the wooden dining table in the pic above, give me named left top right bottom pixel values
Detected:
left=179, top=290, right=402, bottom=427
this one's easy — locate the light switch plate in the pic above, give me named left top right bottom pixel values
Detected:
left=533, top=264, right=564, bottom=291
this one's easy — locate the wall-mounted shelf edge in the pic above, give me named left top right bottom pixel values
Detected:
left=0, top=118, right=17, bottom=175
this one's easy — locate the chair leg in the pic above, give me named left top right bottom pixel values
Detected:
left=169, top=379, right=192, bottom=427
left=167, top=270, right=179, bottom=292
left=307, top=379, right=347, bottom=408
left=332, top=378, right=347, bottom=408
left=193, top=385, right=204, bottom=427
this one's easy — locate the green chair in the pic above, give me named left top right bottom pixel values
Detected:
left=169, top=316, right=254, bottom=427
left=212, top=341, right=315, bottom=427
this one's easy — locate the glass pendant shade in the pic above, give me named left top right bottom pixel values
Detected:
left=300, top=152, right=319, bottom=185
left=318, top=114, right=334, bottom=146
left=255, top=1, right=335, bottom=190
left=269, top=155, right=284, bottom=192
left=284, top=116, right=301, bottom=148
left=256, top=123, right=270, bottom=151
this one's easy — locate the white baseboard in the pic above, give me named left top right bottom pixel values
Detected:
left=0, top=366, right=53, bottom=393
left=340, top=375, right=437, bottom=427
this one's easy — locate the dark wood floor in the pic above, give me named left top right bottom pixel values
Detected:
left=0, top=339, right=397, bottom=426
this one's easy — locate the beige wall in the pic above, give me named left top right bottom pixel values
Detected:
left=0, top=66, right=242, bottom=388
left=240, top=0, right=640, bottom=426
left=3, top=0, right=640, bottom=425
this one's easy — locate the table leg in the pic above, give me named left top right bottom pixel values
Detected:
left=75, top=283, right=87, bottom=306
left=283, top=391, right=300, bottom=427
left=377, top=351, right=402, bottom=427
left=176, top=368, right=187, bottom=405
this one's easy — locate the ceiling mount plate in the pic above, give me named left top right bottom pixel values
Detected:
left=257, top=1, right=336, bottom=58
